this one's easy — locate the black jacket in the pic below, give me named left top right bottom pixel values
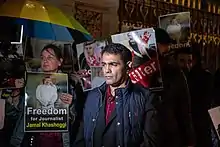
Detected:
left=157, top=58, right=195, bottom=147
left=74, top=81, right=160, bottom=147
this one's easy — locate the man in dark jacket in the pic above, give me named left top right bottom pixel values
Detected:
left=155, top=28, right=195, bottom=147
left=186, top=49, right=213, bottom=147
left=132, top=28, right=195, bottom=147
left=74, top=43, right=159, bottom=147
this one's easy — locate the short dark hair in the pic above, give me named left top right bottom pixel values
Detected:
left=42, top=76, right=51, bottom=84
left=174, top=47, right=192, bottom=60
left=154, top=28, right=171, bottom=44
left=101, top=43, right=132, bottom=64
left=41, top=44, right=63, bottom=60
left=176, top=47, right=192, bottom=55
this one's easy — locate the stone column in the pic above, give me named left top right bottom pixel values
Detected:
left=101, top=1, right=119, bottom=36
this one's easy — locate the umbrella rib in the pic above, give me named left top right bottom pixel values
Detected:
left=20, top=2, right=25, bottom=19
left=49, top=22, right=55, bottom=40
left=43, top=3, right=56, bottom=41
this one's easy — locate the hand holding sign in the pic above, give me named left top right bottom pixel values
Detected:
left=60, top=93, right=72, bottom=105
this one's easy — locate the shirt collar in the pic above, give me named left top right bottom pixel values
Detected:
left=106, top=85, right=115, bottom=102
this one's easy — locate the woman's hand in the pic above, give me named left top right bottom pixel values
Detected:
left=60, top=93, right=72, bottom=104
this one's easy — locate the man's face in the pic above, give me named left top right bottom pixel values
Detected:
left=101, top=53, right=127, bottom=86
left=85, top=44, right=95, bottom=56
left=157, top=43, right=169, bottom=55
left=177, top=53, right=193, bottom=70
left=41, top=48, right=62, bottom=72
left=143, top=31, right=150, bottom=37
left=44, top=78, right=53, bottom=85
left=172, top=19, right=178, bottom=25
left=127, top=33, right=134, bottom=41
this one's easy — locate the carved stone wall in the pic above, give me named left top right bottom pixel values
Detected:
left=73, top=0, right=119, bottom=38
left=118, top=0, right=220, bottom=71
left=35, top=0, right=119, bottom=38
left=74, top=2, right=104, bottom=38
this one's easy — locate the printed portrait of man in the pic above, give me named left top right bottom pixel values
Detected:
left=36, top=76, right=58, bottom=109
left=166, top=17, right=182, bottom=44
left=127, top=32, right=139, bottom=55
left=79, top=40, right=101, bottom=69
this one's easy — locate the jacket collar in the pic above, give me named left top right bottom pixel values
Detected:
left=98, top=79, right=133, bottom=96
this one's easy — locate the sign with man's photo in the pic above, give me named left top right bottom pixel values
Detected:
left=76, top=40, right=107, bottom=91
left=24, top=72, right=69, bottom=132
left=111, top=28, right=163, bottom=90
left=158, top=12, right=191, bottom=50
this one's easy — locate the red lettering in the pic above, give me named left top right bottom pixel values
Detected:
left=129, top=72, right=137, bottom=83
left=129, top=59, right=159, bottom=87
left=150, top=61, right=157, bottom=71
left=134, top=69, right=143, bottom=79
left=131, top=71, right=139, bottom=81
left=138, top=67, right=146, bottom=76
left=144, top=66, right=152, bottom=75
left=143, top=61, right=157, bottom=75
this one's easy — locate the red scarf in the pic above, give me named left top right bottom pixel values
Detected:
left=88, top=56, right=99, bottom=66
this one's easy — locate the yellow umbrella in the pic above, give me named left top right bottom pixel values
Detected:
left=0, top=0, right=90, bottom=35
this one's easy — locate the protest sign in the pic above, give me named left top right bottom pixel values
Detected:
left=158, top=12, right=191, bottom=50
left=76, top=40, right=106, bottom=91
left=25, top=72, right=69, bottom=132
left=111, top=28, right=163, bottom=90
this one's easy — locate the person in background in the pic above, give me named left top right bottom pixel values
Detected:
left=9, top=44, right=75, bottom=147
left=175, top=48, right=193, bottom=77
left=0, top=88, right=24, bottom=147
left=213, top=68, right=220, bottom=106
left=182, top=48, right=213, bottom=147
left=74, top=43, right=159, bottom=147
left=132, top=28, right=195, bottom=147
left=0, top=69, right=25, bottom=147
left=155, top=28, right=195, bottom=147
